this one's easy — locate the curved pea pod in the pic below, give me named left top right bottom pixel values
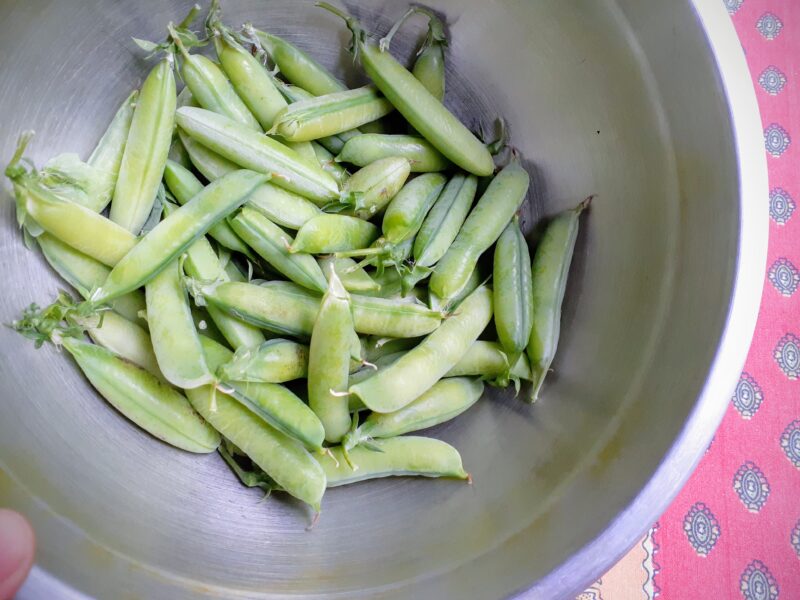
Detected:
left=246, top=183, right=322, bottom=230
left=308, top=269, right=355, bottom=443
left=163, top=159, right=254, bottom=258
left=170, top=26, right=261, bottom=132
left=189, top=337, right=326, bottom=509
left=193, top=280, right=443, bottom=338
left=336, top=134, right=450, bottom=173
left=270, top=86, right=393, bottom=143
left=17, top=179, right=137, bottom=267
left=343, top=378, right=482, bottom=451
left=411, top=12, right=447, bottom=101
left=341, top=157, right=411, bottom=219
left=430, top=161, right=529, bottom=300
left=230, top=207, right=328, bottom=292
left=382, top=173, right=446, bottom=244
left=311, top=141, right=349, bottom=186
left=320, top=5, right=493, bottom=176
left=37, top=233, right=145, bottom=325
left=251, top=27, right=346, bottom=96
left=92, top=170, right=268, bottom=304
left=85, top=310, right=162, bottom=378
left=318, top=256, right=379, bottom=293
left=317, top=436, right=468, bottom=486
left=85, top=90, right=138, bottom=211
left=493, top=216, right=533, bottom=363
left=218, top=339, right=308, bottom=383
left=290, top=214, right=379, bottom=254
left=178, top=129, right=239, bottom=180
left=62, top=337, right=220, bottom=453
left=176, top=107, right=339, bottom=204
left=444, top=340, right=532, bottom=383
left=209, top=17, right=290, bottom=131
left=145, top=259, right=214, bottom=389
left=110, top=59, right=176, bottom=233
left=413, top=173, right=477, bottom=268
left=349, top=285, right=492, bottom=413
left=528, top=199, right=589, bottom=402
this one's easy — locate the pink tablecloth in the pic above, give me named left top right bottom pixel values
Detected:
left=581, top=2, right=800, bottom=598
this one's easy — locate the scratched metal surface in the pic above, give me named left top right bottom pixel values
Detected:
left=0, top=0, right=766, bottom=598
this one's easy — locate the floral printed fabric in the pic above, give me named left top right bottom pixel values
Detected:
left=581, top=1, right=800, bottom=598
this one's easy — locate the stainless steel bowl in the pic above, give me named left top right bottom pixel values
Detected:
left=0, top=0, right=767, bottom=598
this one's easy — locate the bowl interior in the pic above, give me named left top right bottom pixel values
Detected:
left=0, top=0, right=742, bottom=598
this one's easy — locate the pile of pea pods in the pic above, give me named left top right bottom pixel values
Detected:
left=5, top=1, right=588, bottom=516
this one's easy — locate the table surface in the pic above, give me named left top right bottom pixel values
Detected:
left=580, top=1, right=800, bottom=598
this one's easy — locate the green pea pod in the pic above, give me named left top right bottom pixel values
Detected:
left=290, top=214, right=379, bottom=254
left=349, top=285, right=492, bottom=413
left=343, top=377, right=481, bottom=451
left=283, top=140, right=319, bottom=166
left=86, top=90, right=138, bottom=212
left=170, top=25, right=261, bottom=132
left=444, top=340, right=532, bottom=382
left=413, top=173, right=477, bottom=268
left=18, top=179, right=137, bottom=267
left=382, top=173, right=446, bottom=244
left=335, top=134, right=449, bottom=173
left=311, top=141, right=350, bottom=186
left=270, top=86, right=393, bottom=143
left=178, top=129, right=239, bottom=180
left=230, top=207, right=328, bottom=292
left=37, top=233, right=145, bottom=325
left=188, top=336, right=326, bottom=509
left=110, top=59, right=176, bottom=233
left=145, top=259, right=215, bottom=389
left=341, top=157, right=411, bottom=218
left=246, top=183, right=322, bottom=230
left=62, top=337, right=220, bottom=453
left=163, top=159, right=254, bottom=258
left=362, top=335, right=419, bottom=363
left=176, top=107, right=339, bottom=204
left=208, top=14, right=289, bottom=130
left=318, top=256, right=379, bottom=293
left=250, top=27, right=346, bottom=96
left=320, top=5, right=493, bottom=176
left=93, top=170, right=268, bottom=304
left=308, top=269, right=354, bottom=442
left=528, top=199, right=589, bottom=402
left=218, top=339, right=308, bottom=383
left=86, top=310, right=162, bottom=378
left=193, top=280, right=442, bottom=338
left=493, top=216, right=533, bottom=363
left=176, top=138, right=321, bottom=230
left=429, top=265, right=481, bottom=312
left=430, top=161, right=529, bottom=300
left=274, top=81, right=362, bottom=156
left=317, top=436, right=468, bottom=486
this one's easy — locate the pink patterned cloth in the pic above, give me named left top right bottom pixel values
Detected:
left=582, top=2, right=800, bottom=598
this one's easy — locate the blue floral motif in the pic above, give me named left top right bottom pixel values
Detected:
left=683, top=502, right=720, bottom=557
left=768, top=258, right=800, bottom=297
left=758, top=66, right=787, bottom=95
left=723, top=0, right=744, bottom=15
left=764, top=124, right=791, bottom=157
left=770, top=188, right=795, bottom=224
left=791, top=519, right=800, bottom=558
left=740, top=560, right=779, bottom=600
left=780, top=419, right=800, bottom=468
left=774, top=334, right=800, bottom=380
left=732, top=373, right=764, bottom=419
left=757, top=13, right=784, bottom=40
left=733, top=461, right=770, bottom=512
left=724, top=0, right=744, bottom=14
